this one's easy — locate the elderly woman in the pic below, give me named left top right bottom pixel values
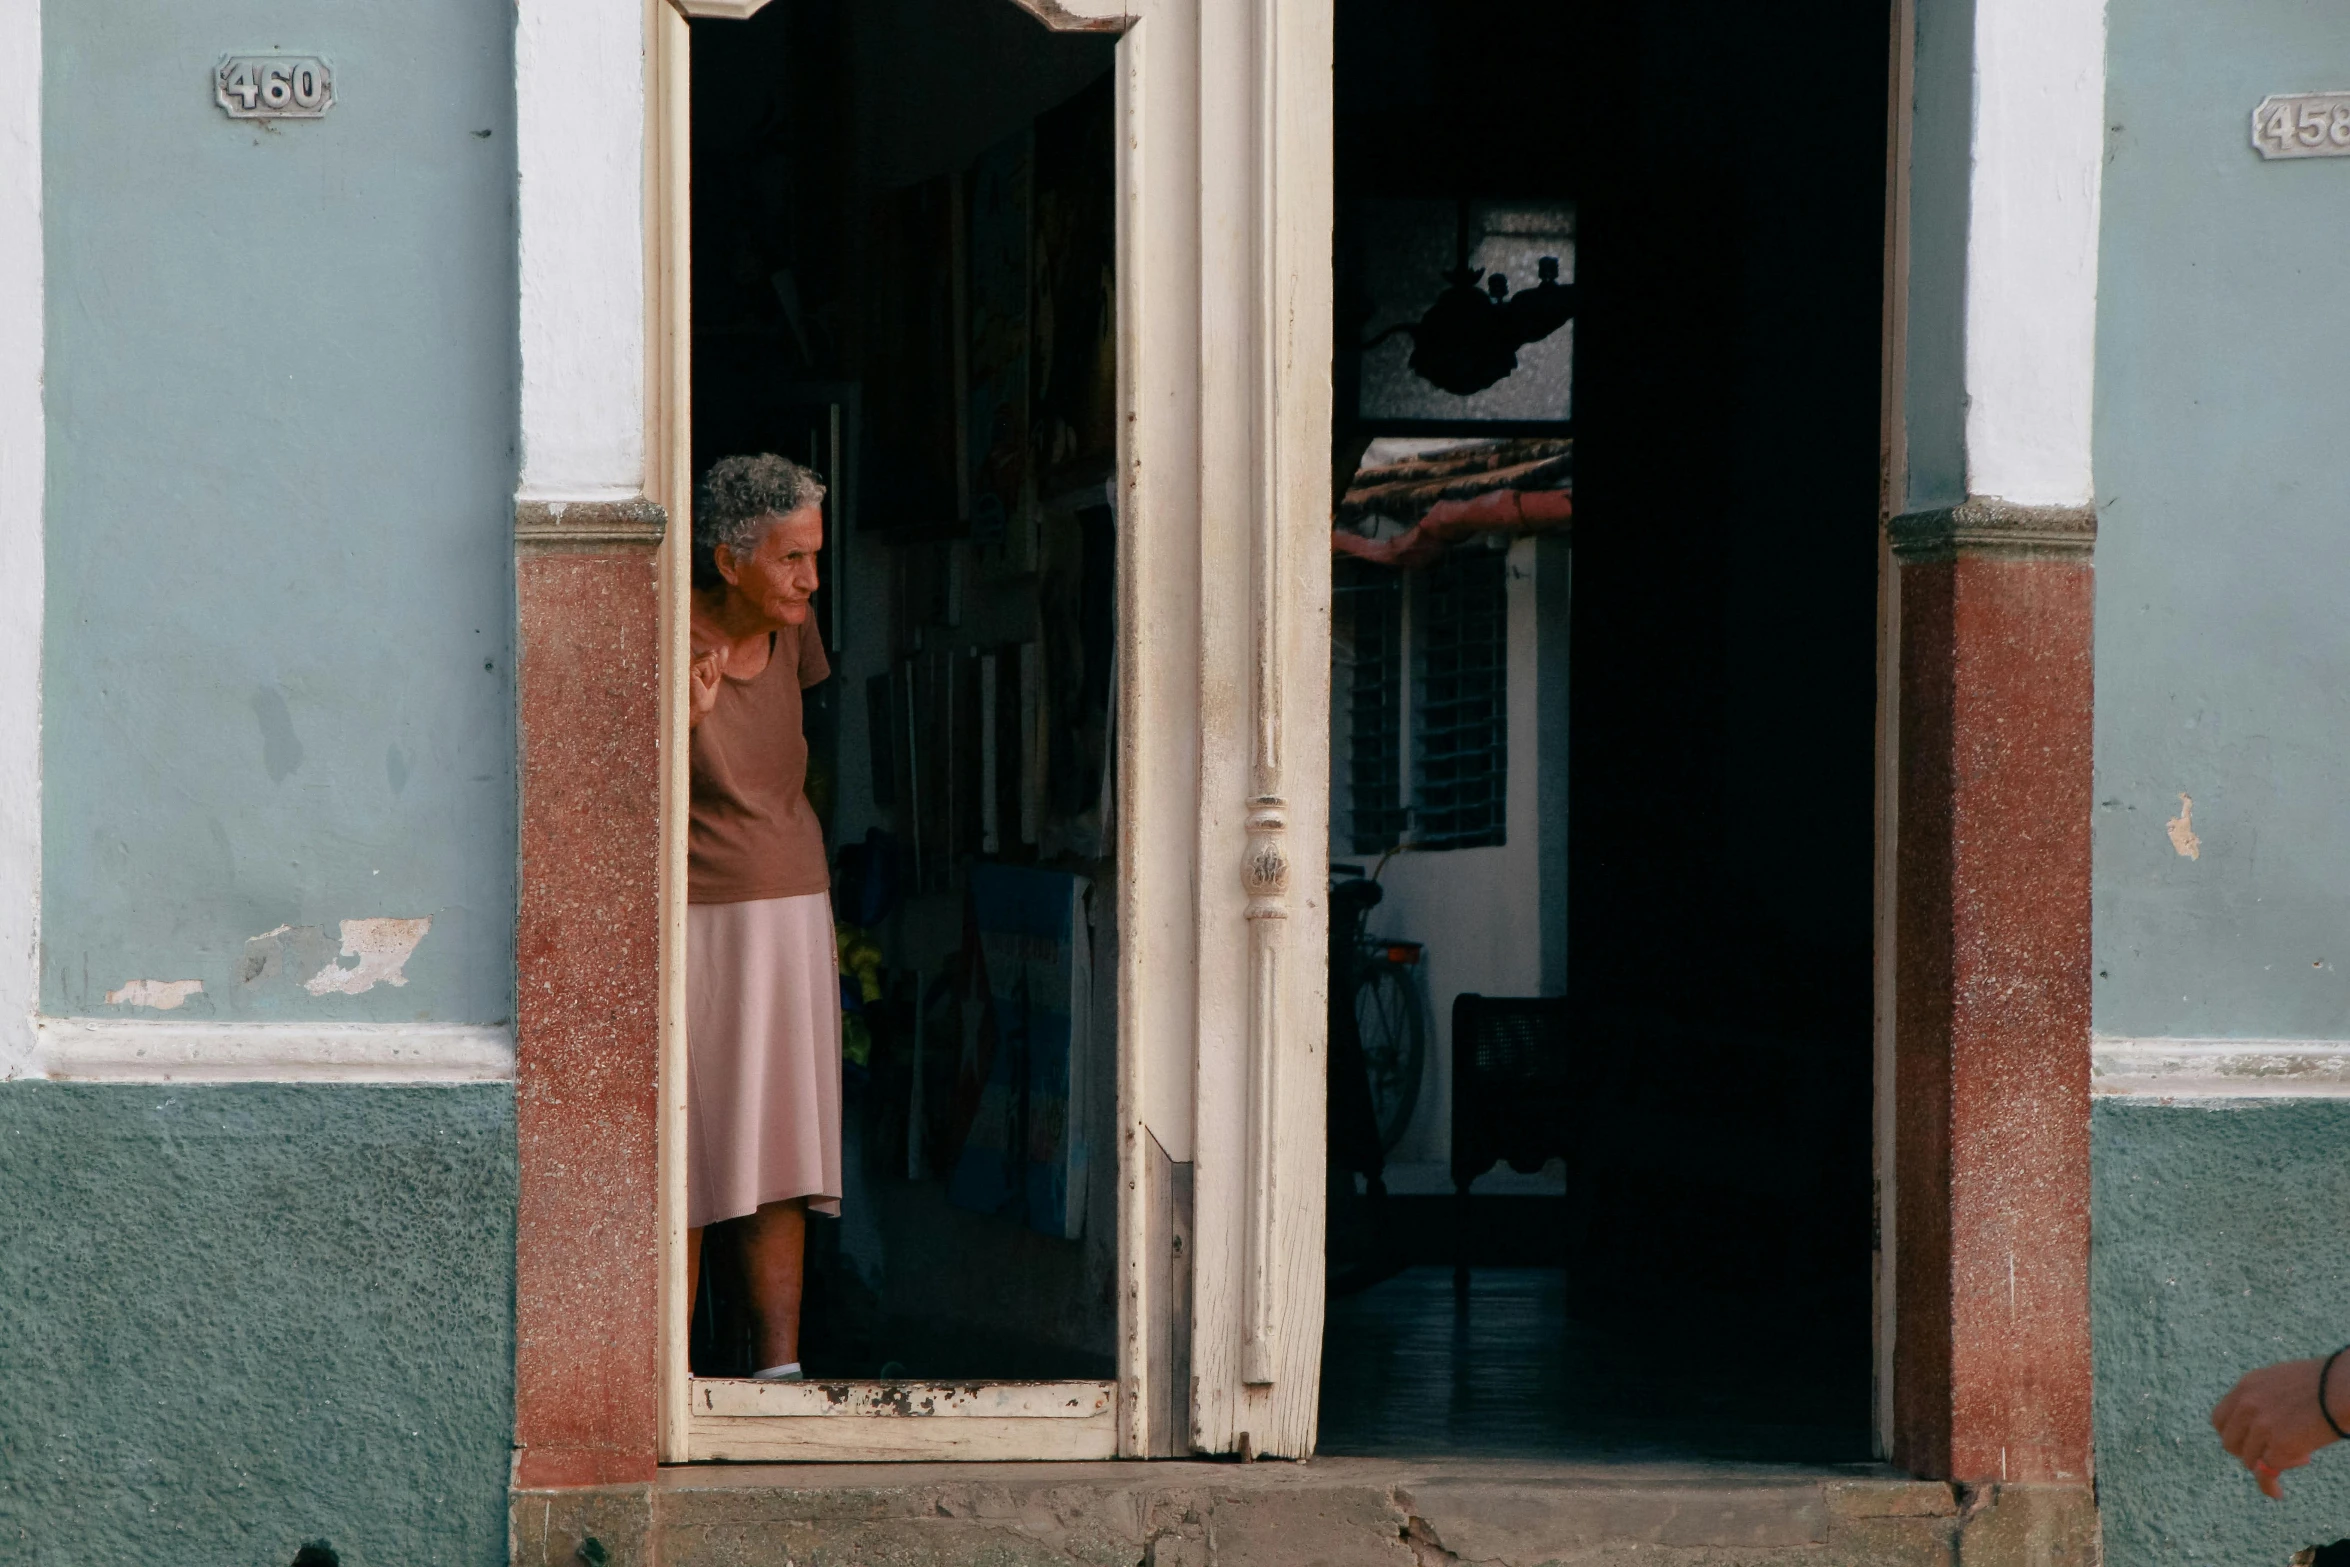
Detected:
left=685, top=453, right=840, bottom=1383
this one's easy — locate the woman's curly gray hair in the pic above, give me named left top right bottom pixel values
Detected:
left=693, top=454, right=827, bottom=586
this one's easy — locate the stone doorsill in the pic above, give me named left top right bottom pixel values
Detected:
left=518, top=1456, right=2095, bottom=1566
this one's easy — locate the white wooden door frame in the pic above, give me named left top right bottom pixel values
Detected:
left=642, top=0, right=1336, bottom=1463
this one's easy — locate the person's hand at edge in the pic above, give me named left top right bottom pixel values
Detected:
left=2213, top=1351, right=2349, bottom=1499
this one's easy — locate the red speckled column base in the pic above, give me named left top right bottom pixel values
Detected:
left=1892, top=554, right=2094, bottom=1485
left=513, top=547, right=664, bottom=1487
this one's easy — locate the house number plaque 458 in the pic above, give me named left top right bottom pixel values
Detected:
left=2253, top=93, right=2350, bottom=160
left=216, top=56, right=334, bottom=120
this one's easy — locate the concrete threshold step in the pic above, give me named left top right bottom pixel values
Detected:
left=516, top=1457, right=2096, bottom=1567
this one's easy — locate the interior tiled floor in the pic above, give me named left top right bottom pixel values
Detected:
left=1317, top=1267, right=1874, bottom=1463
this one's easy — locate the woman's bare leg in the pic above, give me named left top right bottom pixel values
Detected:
left=740, top=1198, right=807, bottom=1370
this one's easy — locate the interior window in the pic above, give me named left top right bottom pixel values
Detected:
left=1334, top=556, right=1406, bottom=857
left=1412, top=545, right=1509, bottom=852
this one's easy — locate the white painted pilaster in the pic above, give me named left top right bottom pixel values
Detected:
left=1963, top=0, right=2106, bottom=506
left=0, top=0, right=41, bottom=1077
left=1892, top=0, right=2108, bottom=512
left=1877, top=0, right=2108, bottom=1462
left=516, top=0, right=649, bottom=502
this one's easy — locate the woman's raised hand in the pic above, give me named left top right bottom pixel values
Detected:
left=688, top=646, right=726, bottom=730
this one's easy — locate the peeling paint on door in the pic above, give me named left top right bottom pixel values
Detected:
left=303, top=917, right=433, bottom=995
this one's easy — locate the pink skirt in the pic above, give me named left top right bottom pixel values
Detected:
left=687, top=893, right=843, bottom=1227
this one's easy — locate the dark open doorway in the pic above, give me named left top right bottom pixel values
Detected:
left=1322, top=0, right=1888, bottom=1462
left=685, top=0, right=1120, bottom=1384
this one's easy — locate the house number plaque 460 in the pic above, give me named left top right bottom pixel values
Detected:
left=216, top=56, right=334, bottom=120
left=2253, top=93, right=2350, bottom=160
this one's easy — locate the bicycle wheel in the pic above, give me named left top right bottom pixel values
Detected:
left=1354, top=959, right=1426, bottom=1152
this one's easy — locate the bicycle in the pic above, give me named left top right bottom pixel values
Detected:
left=1327, top=858, right=1430, bottom=1191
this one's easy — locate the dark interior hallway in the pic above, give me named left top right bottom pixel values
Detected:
left=1323, top=0, right=1890, bottom=1460
left=1320, top=1268, right=1872, bottom=1463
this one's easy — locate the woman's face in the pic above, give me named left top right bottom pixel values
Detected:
left=715, top=505, right=823, bottom=629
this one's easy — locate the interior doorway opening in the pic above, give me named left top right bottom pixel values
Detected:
left=1320, top=0, right=1888, bottom=1462
left=684, top=0, right=1119, bottom=1385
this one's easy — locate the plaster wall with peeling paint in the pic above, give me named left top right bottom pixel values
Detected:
left=35, top=0, right=519, bottom=1027
left=2089, top=0, right=2350, bottom=1560
left=1, top=1, right=522, bottom=1563
left=2091, top=2, right=2350, bottom=1043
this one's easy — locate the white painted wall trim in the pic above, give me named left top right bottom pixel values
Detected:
left=0, top=0, right=41, bottom=1081
left=1961, top=0, right=2106, bottom=506
left=24, top=1020, right=516, bottom=1084
left=516, top=0, right=648, bottom=500
left=2092, top=1037, right=2350, bottom=1099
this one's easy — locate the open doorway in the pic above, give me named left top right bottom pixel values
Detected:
left=1320, top=0, right=1886, bottom=1461
left=684, top=0, right=1119, bottom=1389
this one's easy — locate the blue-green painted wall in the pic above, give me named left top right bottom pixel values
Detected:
left=2093, top=1101, right=2350, bottom=1563
left=0, top=1084, right=516, bottom=1566
left=2093, top=0, right=2350, bottom=1037
left=2092, top=1, right=2350, bottom=1561
left=24, top=2, right=523, bottom=1558
left=41, top=0, right=519, bottom=1022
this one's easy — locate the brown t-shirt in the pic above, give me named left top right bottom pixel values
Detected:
left=688, top=619, right=832, bottom=904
